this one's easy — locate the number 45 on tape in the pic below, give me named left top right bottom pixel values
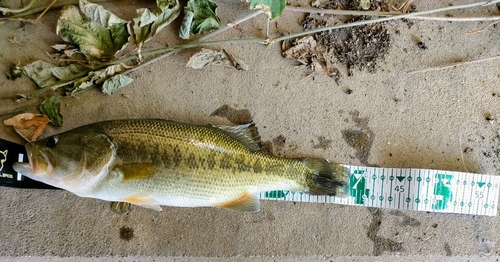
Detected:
left=260, top=165, right=500, bottom=217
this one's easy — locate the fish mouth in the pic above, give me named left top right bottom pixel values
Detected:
left=25, top=143, right=54, bottom=177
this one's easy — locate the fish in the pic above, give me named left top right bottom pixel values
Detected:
left=13, top=119, right=349, bottom=212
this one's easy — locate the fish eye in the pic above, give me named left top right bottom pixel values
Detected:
left=46, top=136, right=58, bottom=148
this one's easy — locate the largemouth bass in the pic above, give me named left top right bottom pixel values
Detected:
left=13, top=119, right=348, bottom=212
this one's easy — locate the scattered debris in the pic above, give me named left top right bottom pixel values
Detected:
left=186, top=49, right=248, bottom=70
left=284, top=4, right=391, bottom=78
left=7, top=64, right=22, bottom=80
left=417, top=41, right=428, bottom=50
left=282, top=36, right=341, bottom=83
left=313, top=16, right=390, bottom=75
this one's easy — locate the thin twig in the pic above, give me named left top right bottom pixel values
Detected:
left=36, top=0, right=57, bottom=21
left=407, top=55, right=500, bottom=74
left=466, top=20, right=500, bottom=34
left=393, top=0, right=414, bottom=13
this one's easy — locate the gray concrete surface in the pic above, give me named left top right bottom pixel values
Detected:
left=1, top=0, right=500, bottom=260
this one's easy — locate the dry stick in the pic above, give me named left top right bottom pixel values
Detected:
left=407, top=55, right=500, bottom=74
left=466, top=20, right=500, bottom=34
left=36, top=0, right=58, bottom=21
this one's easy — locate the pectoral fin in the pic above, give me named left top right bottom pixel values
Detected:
left=122, top=195, right=162, bottom=211
left=216, top=192, right=260, bottom=212
left=114, top=163, right=156, bottom=181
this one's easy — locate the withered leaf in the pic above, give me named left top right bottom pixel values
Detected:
left=4, top=113, right=50, bottom=142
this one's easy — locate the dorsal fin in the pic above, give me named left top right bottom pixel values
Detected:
left=213, top=123, right=261, bottom=151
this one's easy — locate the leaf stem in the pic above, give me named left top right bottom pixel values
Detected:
left=0, top=0, right=36, bottom=14
left=8, top=0, right=114, bottom=17
left=274, top=0, right=500, bottom=42
left=109, top=38, right=267, bottom=66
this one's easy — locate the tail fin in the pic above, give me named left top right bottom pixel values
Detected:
left=304, top=158, right=349, bottom=196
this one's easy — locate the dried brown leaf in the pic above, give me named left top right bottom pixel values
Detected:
left=4, top=113, right=50, bottom=142
left=282, top=36, right=319, bottom=63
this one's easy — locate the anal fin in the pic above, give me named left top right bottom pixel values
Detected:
left=122, top=195, right=162, bottom=211
left=216, top=192, right=260, bottom=212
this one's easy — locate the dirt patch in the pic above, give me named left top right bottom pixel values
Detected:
left=262, top=135, right=287, bottom=156
left=313, top=17, right=390, bottom=75
left=283, top=0, right=392, bottom=78
left=119, top=226, right=134, bottom=241
left=210, top=105, right=253, bottom=124
left=311, top=136, right=332, bottom=150
left=367, top=208, right=404, bottom=256
left=341, top=111, right=374, bottom=165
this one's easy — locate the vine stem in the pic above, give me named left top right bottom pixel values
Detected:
left=0, top=0, right=36, bottom=13
left=286, top=6, right=500, bottom=21
left=8, top=0, right=114, bottom=17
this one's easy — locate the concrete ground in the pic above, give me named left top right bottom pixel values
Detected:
left=1, top=0, right=500, bottom=260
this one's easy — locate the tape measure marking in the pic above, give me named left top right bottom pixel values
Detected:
left=259, top=165, right=500, bottom=216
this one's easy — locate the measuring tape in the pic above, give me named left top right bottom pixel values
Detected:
left=260, top=165, right=500, bottom=216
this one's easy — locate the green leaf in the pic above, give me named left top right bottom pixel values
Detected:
left=22, top=60, right=87, bottom=88
left=133, top=0, right=180, bottom=44
left=102, top=74, right=133, bottom=95
left=56, top=2, right=130, bottom=58
left=79, top=0, right=127, bottom=27
left=70, top=64, right=126, bottom=95
left=250, top=0, right=285, bottom=20
left=180, top=0, right=220, bottom=39
left=39, top=96, right=63, bottom=126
